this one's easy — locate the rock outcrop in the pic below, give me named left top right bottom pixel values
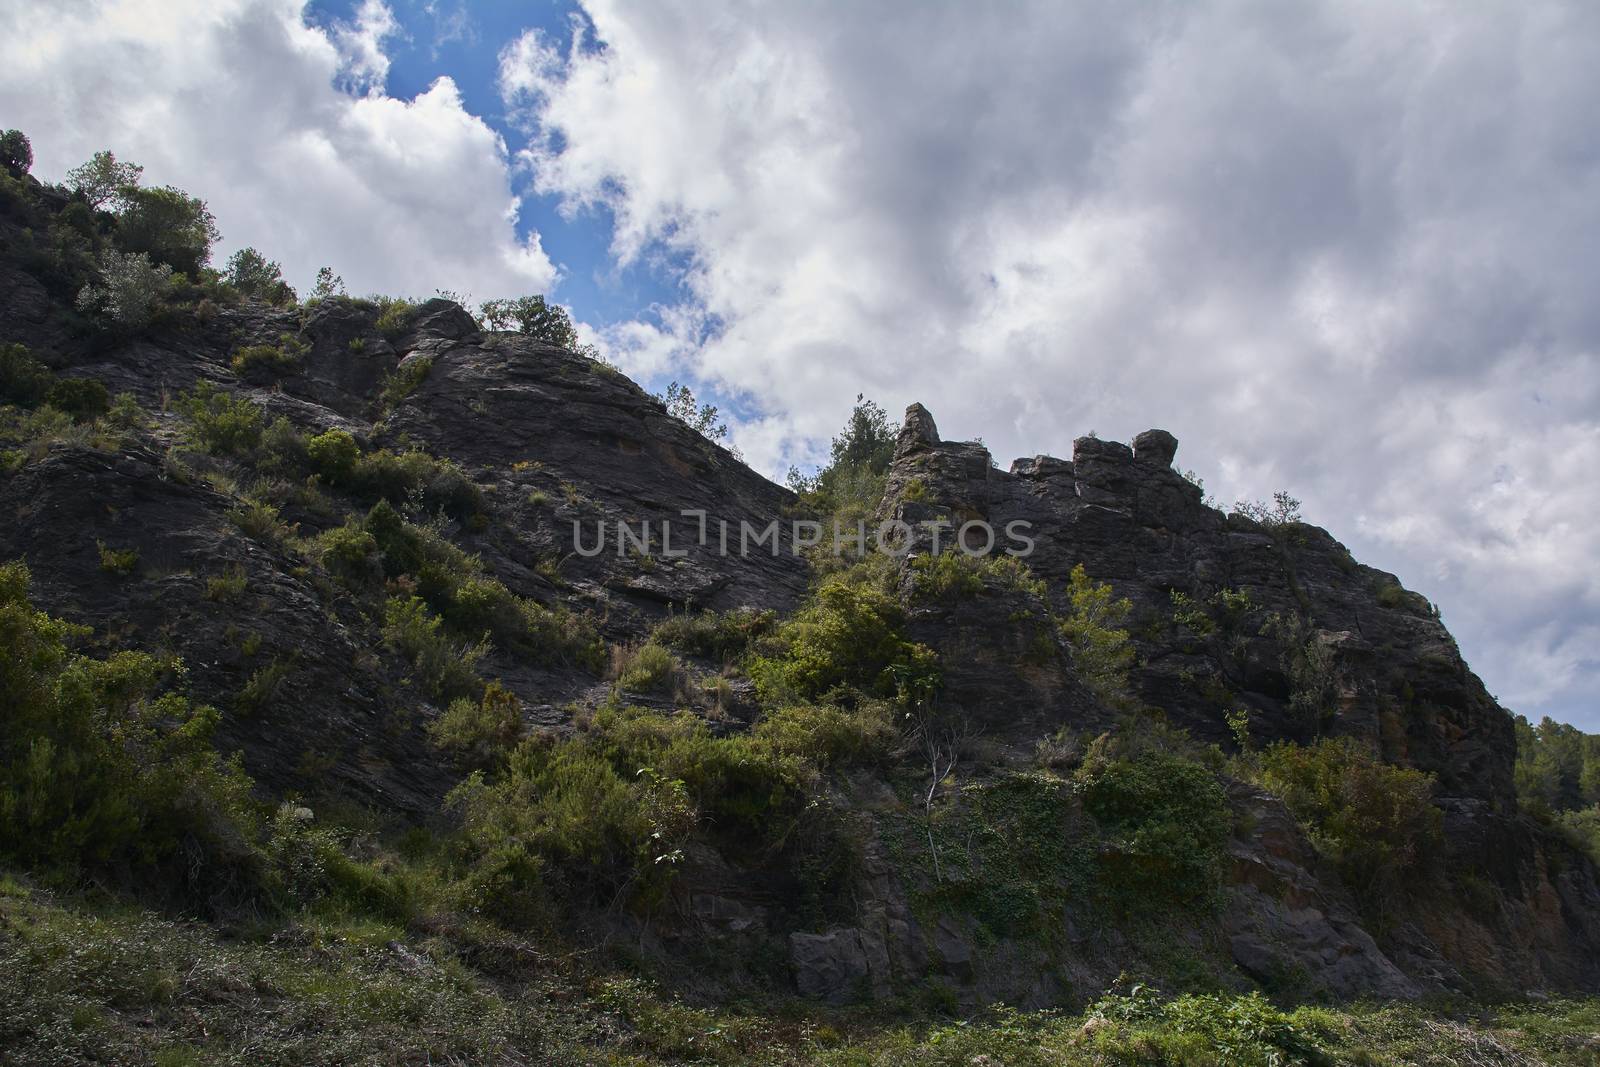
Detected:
left=881, top=413, right=1515, bottom=805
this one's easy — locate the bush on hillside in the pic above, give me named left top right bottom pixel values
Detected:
left=44, top=377, right=109, bottom=422
left=181, top=381, right=263, bottom=455
left=429, top=681, right=524, bottom=769
left=0, top=561, right=258, bottom=885
left=75, top=249, right=172, bottom=329
left=382, top=594, right=488, bottom=703
left=114, top=184, right=219, bottom=276
left=479, top=295, right=578, bottom=347
left=1059, top=563, right=1135, bottom=705
left=652, top=605, right=778, bottom=664
left=1253, top=737, right=1441, bottom=924
left=0, top=344, right=54, bottom=407
left=749, top=556, right=937, bottom=705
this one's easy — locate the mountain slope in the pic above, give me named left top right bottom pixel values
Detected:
left=3, top=142, right=1600, bottom=1047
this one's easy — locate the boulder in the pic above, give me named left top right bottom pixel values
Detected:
left=1132, top=428, right=1179, bottom=467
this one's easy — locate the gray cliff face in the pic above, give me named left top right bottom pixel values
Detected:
left=372, top=305, right=809, bottom=617
left=880, top=411, right=1515, bottom=806
left=0, top=289, right=808, bottom=812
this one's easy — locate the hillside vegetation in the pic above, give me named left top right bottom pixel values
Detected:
left=4, top=127, right=1600, bottom=1063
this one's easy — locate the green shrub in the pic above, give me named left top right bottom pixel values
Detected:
left=312, top=522, right=382, bottom=588
left=0, top=405, right=84, bottom=461
left=75, top=249, right=173, bottom=328
left=227, top=499, right=291, bottom=544
left=786, top=396, right=898, bottom=527
left=748, top=701, right=894, bottom=767
left=351, top=446, right=480, bottom=519
left=913, top=771, right=1084, bottom=938
left=1233, top=490, right=1303, bottom=529
left=230, top=337, right=304, bottom=379
left=379, top=354, right=432, bottom=408
left=749, top=557, right=937, bottom=704
left=204, top=565, right=247, bottom=602
left=373, top=296, right=418, bottom=338
left=181, top=381, right=263, bottom=455
left=0, top=561, right=259, bottom=880
left=479, top=295, right=577, bottom=346
left=43, top=378, right=109, bottom=422
left=1557, top=806, right=1600, bottom=866
left=223, top=247, right=296, bottom=305
left=1512, top=712, right=1599, bottom=816
left=440, top=573, right=520, bottom=637
left=262, top=804, right=413, bottom=923
left=1076, top=742, right=1229, bottom=906
left=450, top=698, right=881, bottom=920
left=362, top=501, right=601, bottom=669
left=256, top=416, right=307, bottom=475
left=518, top=598, right=606, bottom=672
left=428, top=681, right=523, bottom=768
left=104, top=392, right=147, bottom=431
left=910, top=551, right=1048, bottom=602
left=114, top=184, right=219, bottom=276
left=910, top=551, right=985, bottom=599
left=652, top=605, right=777, bottom=663
left=382, top=595, right=487, bottom=703
left=448, top=739, right=668, bottom=912
left=0, top=343, right=53, bottom=407
left=1086, top=986, right=1324, bottom=1065
left=96, top=540, right=139, bottom=576
left=615, top=642, right=679, bottom=694
left=1253, top=737, right=1441, bottom=924
left=1060, top=563, right=1135, bottom=705
left=235, top=657, right=292, bottom=716
left=1169, top=590, right=1214, bottom=636
left=306, top=428, right=360, bottom=482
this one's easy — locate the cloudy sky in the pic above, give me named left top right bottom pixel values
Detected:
left=4, top=0, right=1597, bottom=729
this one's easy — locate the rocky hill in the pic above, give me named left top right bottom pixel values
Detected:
left=4, top=139, right=1600, bottom=1062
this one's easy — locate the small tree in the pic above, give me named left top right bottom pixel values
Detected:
left=658, top=381, right=730, bottom=442
left=76, top=250, right=173, bottom=329
left=0, top=129, right=31, bottom=176
left=787, top=395, right=900, bottom=519
left=479, top=295, right=578, bottom=347
left=310, top=266, right=346, bottom=300
left=1234, top=490, right=1302, bottom=528
left=830, top=393, right=897, bottom=475
left=64, top=149, right=143, bottom=209
left=1059, top=563, right=1135, bottom=706
left=116, top=184, right=220, bottom=276
left=225, top=247, right=296, bottom=305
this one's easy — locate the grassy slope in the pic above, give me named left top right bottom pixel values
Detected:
left=4, top=873, right=1598, bottom=1067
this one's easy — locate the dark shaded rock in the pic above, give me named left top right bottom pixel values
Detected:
left=0, top=445, right=452, bottom=814
left=376, top=332, right=810, bottom=617
left=896, top=402, right=940, bottom=455
left=405, top=298, right=480, bottom=342
left=1132, top=428, right=1179, bottom=467
left=790, top=929, right=871, bottom=1002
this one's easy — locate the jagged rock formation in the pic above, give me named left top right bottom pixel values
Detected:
left=868, top=407, right=1600, bottom=998
left=881, top=411, right=1514, bottom=802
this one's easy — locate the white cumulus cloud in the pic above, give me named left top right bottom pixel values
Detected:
left=1, top=0, right=555, bottom=300
left=502, top=0, right=1600, bottom=727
